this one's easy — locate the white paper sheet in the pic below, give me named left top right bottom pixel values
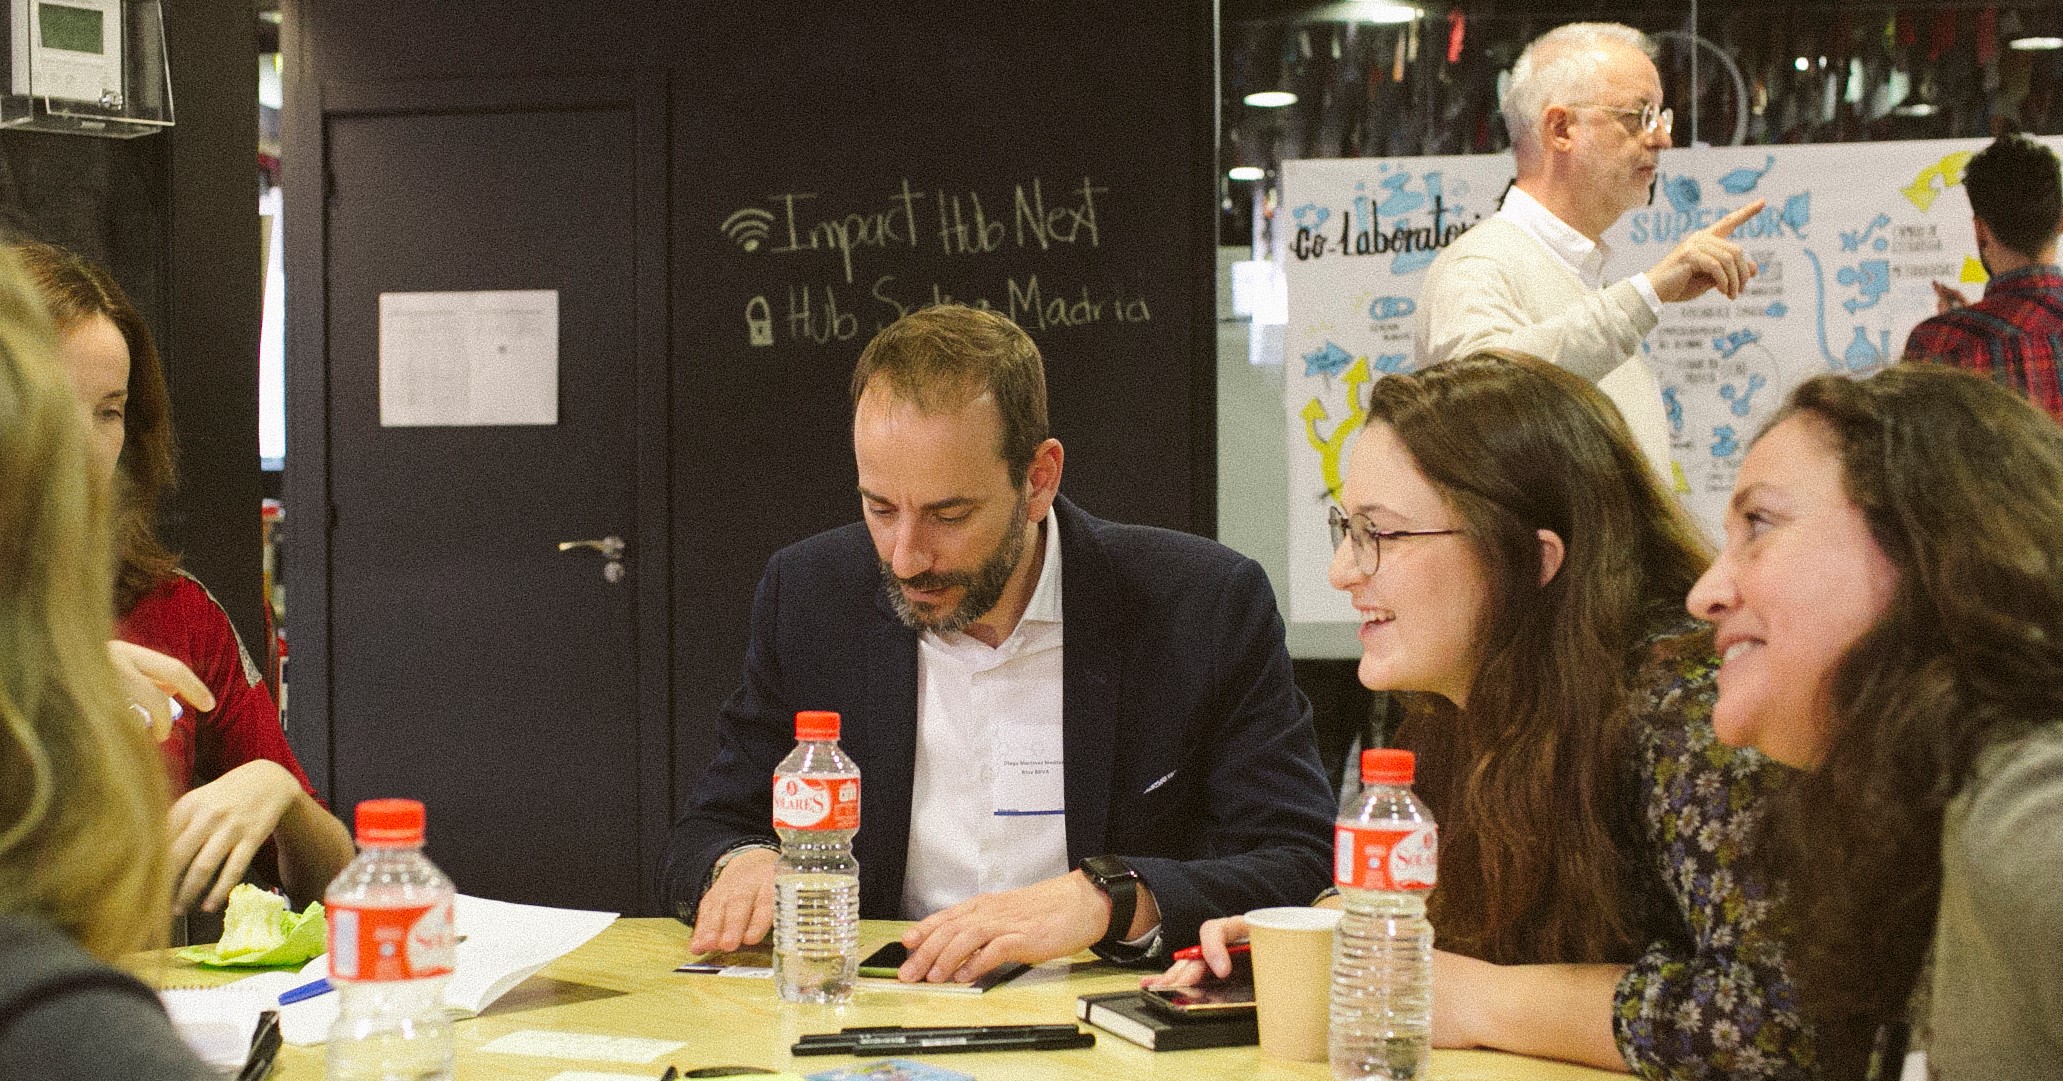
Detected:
left=161, top=970, right=306, bottom=1068
left=165, top=894, right=618, bottom=1047
left=479, top=1030, right=683, bottom=1064
left=379, top=289, right=559, bottom=426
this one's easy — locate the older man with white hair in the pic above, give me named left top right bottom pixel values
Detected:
left=1416, top=22, right=1762, bottom=478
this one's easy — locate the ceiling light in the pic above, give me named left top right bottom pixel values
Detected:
left=1891, top=101, right=1938, bottom=117
left=1303, top=1, right=1423, bottom=25
left=1228, top=167, right=1266, bottom=182
left=1794, top=56, right=1810, bottom=71
left=2009, top=36, right=2063, bottom=51
left=1244, top=91, right=1298, bottom=108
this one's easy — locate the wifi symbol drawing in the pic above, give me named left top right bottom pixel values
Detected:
left=722, top=207, right=775, bottom=252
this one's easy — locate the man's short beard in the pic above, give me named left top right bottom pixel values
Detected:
left=879, top=494, right=1030, bottom=635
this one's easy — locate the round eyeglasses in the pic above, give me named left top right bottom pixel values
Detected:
left=1575, top=101, right=1673, bottom=136
left=1328, top=505, right=1461, bottom=576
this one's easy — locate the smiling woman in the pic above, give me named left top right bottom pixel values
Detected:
left=1693, top=366, right=2063, bottom=1081
left=1163, top=350, right=1814, bottom=1080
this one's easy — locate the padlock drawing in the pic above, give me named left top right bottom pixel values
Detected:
left=747, top=295, right=774, bottom=347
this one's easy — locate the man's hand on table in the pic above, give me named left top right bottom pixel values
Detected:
left=688, top=846, right=778, bottom=953
left=898, top=869, right=1159, bottom=983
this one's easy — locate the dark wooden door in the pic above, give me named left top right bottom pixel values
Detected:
left=312, top=76, right=670, bottom=913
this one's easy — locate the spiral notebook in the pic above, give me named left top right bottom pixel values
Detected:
left=162, top=894, right=617, bottom=1050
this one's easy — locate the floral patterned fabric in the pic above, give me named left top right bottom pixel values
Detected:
left=1612, top=616, right=1818, bottom=1080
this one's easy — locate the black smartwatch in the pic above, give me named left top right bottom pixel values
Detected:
left=1077, top=854, right=1151, bottom=963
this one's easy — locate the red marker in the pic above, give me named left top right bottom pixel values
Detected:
left=1171, top=942, right=1251, bottom=962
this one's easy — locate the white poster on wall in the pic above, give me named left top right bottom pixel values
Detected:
left=1283, top=136, right=2063, bottom=626
left=379, top=289, right=559, bottom=427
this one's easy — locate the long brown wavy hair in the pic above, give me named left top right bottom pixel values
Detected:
left=1751, top=366, right=2063, bottom=1080
left=1367, top=350, right=1711, bottom=964
left=14, top=241, right=180, bottom=612
left=0, top=244, right=173, bottom=960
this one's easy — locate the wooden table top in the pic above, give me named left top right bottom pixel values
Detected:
left=146, top=918, right=1623, bottom=1080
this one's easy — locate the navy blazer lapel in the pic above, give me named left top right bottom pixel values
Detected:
left=1055, top=497, right=1123, bottom=864
left=861, top=587, right=919, bottom=915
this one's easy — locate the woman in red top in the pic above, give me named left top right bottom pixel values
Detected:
left=21, top=242, right=354, bottom=914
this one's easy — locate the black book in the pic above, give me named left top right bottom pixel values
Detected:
left=1075, top=991, right=1259, bottom=1052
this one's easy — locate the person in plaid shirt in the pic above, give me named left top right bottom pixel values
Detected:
left=1902, top=134, right=2063, bottom=422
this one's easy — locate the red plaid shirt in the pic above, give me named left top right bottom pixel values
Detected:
left=1902, top=265, right=2063, bottom=422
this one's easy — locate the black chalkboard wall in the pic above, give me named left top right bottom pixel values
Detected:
left=286, top=0, right=1215, bottom=911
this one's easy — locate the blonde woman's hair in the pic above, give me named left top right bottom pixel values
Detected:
left=0, top=243, right=172, bottom=961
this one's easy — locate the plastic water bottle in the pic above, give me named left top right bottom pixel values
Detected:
left=771, top=710, right=861, bottom=1004
left=326, top=798, right=456, bottom=1081
left=1330, top=748, right=1437, bottom=1081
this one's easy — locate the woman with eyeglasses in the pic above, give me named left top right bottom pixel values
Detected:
left=1690, top=366, right=2063, bottom=1080
left=1156, top=351, right=1813, bottom=1079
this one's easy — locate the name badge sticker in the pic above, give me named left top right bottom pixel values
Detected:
left=993, top=721, right=1064, bottom=817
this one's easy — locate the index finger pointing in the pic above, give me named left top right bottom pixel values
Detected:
left=1708, top=199, right=1767, bottom=238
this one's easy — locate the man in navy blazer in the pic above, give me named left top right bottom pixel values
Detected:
left=663, top=305, right=1333, bottom=980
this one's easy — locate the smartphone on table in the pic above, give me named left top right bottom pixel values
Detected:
left=856, top=941, right=1032, bottom=990
left=858, top=941, right=910, bottom=978
left=1140, top=949, right=1255, bottom=1020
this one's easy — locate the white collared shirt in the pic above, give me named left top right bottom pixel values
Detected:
left=1498, top=186, right=1664, bottom=316
left=900, top=507, right=1069, bottom=919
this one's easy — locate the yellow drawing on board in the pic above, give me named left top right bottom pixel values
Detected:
left=1670, top=460, right=1691, bottom=496
left=1301, top=356, right=1371, bottom=504
left=1900, top=151, right=1975, bottom=212
left=1960, top=256, right=1989, bottom=285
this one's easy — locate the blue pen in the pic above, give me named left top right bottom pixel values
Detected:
left=278, top=977, right=332, bottom=1005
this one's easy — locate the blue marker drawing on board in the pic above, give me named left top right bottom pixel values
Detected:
left=1376, top=171, right=1425, bottom=216
left=1765, top=300, right=1789, bottom=318
left=1778, top=192, right=1812, bottom=238
left=1663, top=175, right=1702, bottom=215
left=1373, top=353, right=1412, bottom=374
left=1392, top=249, right=1438, bottom=274
left=1711, top=425, right=1741, bottom=458
left=1719, top=374, right=1767, bottom=417
left=1662, top=386, right=1684, bottom=434
left=1840, top=214, right=1891, bottom=253
left=1302, top=341, right=1356, bottom=378
left=1719, top=155, right=1775, bottom=195
left=1844, top=327, right=1891, bottom=372
left=1712, top=329, right=1763, bottom=360
left=1368, top=296, right=1417, bottom=320
left=1803, top=249, right=1850, bottom=371
left=1292, top=203, right=1331, bottom=230
left=1838, top=259, right=1891, bottom=314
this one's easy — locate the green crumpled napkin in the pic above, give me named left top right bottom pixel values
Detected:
left=175, top=886, right=327, bottom=967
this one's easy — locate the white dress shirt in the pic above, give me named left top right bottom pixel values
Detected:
left=1496, top=186, right=1664, bottom=316
left=900, top=507, right=1069, bottom=919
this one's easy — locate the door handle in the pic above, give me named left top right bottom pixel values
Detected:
left=556, top=535, right=626, bottom=582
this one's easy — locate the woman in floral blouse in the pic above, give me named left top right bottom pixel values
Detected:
left=1158, top=351, right=1814, bottom=1079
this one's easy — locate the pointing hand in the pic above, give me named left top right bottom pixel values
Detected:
left=1648, top=199, right=1765, bottom=304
